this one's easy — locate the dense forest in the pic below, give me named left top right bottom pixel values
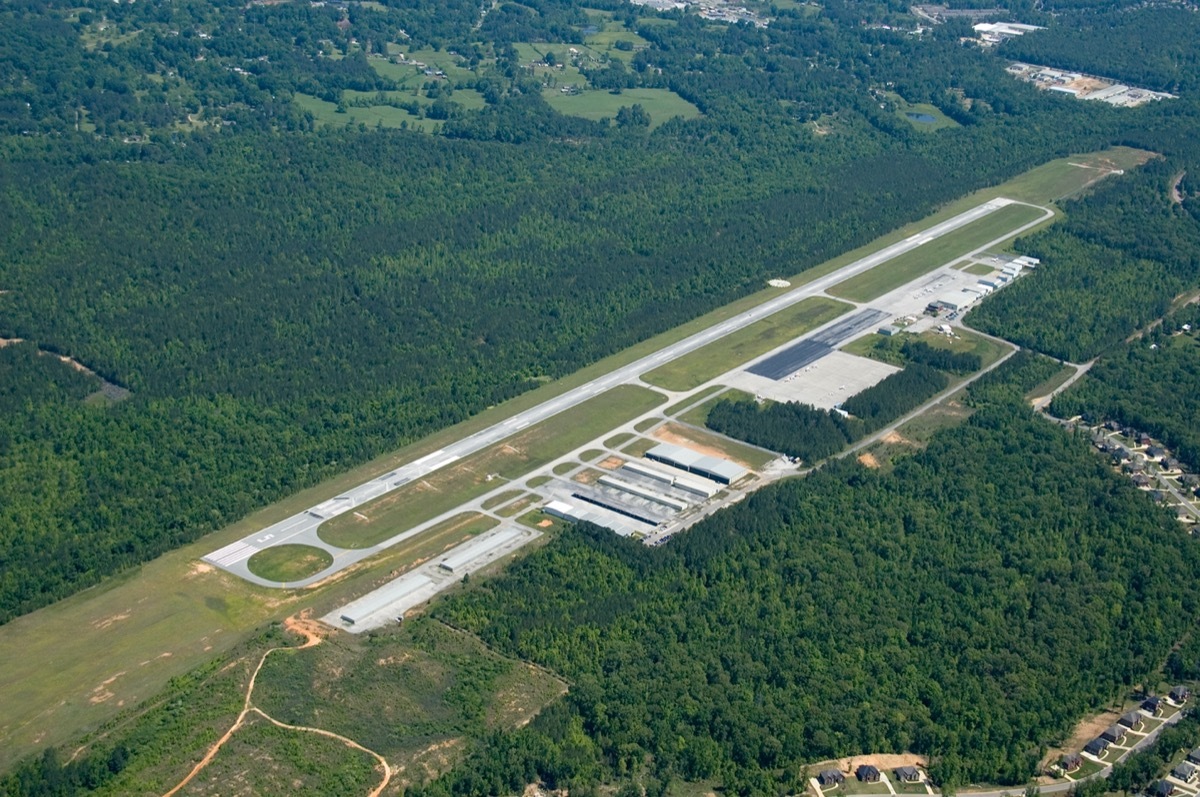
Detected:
left=5, top=0, right=1196, bottom=622
left=969, top=145, right=1200, bottom=362
left=426, top=401, right=1200, bottom=795
left=705, top=361, right=950, bottom=462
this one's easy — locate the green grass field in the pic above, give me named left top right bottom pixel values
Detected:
left=828, top=203, right=1047, bottom=302
left=1025, top=363, right=1079, bottom=400
left=544, top=88, right=700, bottom=129
left=317, top=385, right=664, bottom=548
left=678, top=388, right=755, bottom=428
left=963, top=262, right=993, bottom=275
left=642, top=296, right=853, bottom=390
left=246, top=544, right=334, bottom=583
left=481, top=489, right=524, bottom=511
left=0, top=147, right=1154, bottom=773
left=665, top=385, right=727, bottom=417
left=496, top=493, right=542, bottom=518
left=295, top=92, right=438, bottom=131
left=844, top=328, right=1009, bottom=371
left=893, top=96, right=960, bottom=132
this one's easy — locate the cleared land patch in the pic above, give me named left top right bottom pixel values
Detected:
left=246, top=545, right=334, bottom=583
left=829, top=203, right=1047, bottom=302
left=318, top=385, right=665, bottom=548
left=544, top=88, right=700, bottom=129
left=642, top=297, right=853, bottom=390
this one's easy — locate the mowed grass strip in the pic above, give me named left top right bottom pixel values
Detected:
left=678, top=388, right=755, bottom=428
left=246, top=544, right=333, bottom=583
left=664, top=384, right=726, bottom=417
left=318, top=385, right=665, bottom=548
left=641, top=296, right=853, bottom=391
left=828, top=203, right=1047, bottom=302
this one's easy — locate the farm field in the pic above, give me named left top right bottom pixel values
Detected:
left=642, top=297, right=853, bottom=390
left=544, top=88, right=701, bottom=128
left=317, top=385, right=665, bottom=549
left=828, top=203, right=1048, bottom=302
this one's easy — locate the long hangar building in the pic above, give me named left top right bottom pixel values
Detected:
left=645, top=443, right=747, bottom=485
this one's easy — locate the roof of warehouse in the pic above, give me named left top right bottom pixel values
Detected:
left=647, top=443, right=705, bottom=467
left=340, top=573, right=433, bottom=623
left=438, top=526, right=525, bottom=571
left=693, top=455, right=748, bottom=481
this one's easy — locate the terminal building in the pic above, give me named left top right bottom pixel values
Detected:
left=645, top=443, right=748, bottom=485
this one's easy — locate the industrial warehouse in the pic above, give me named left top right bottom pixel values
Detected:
left=543, top=444, right=750, bottom=539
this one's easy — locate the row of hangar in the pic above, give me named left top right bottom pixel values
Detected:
left=545, top=444, right=749, bottom=538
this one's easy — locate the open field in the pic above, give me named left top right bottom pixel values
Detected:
left=665, top=384, right=727, bottom=416
left=50, top=618, right=563, bottom=795
left=679, top=388, right=756, bottom=428
left=180, top=713, right=381, bottom=796
left=964, top=263, right=993, bottom=275
left=892, top=94, right=960, bottom=131
left=317, top=385, right=664, bottom=548
left=0, top=147, right=1151, bottom=771
left=642, top=297, right=853, bottom=390
left=544, top=88, right=701, bottom=128
left=829, top=203, right=1047, bottom=302
left=843, top=328, right=1010, bottom=370
left=294, top=92, right=439, bottom=131
left=247, top=545, right=334, bottom=583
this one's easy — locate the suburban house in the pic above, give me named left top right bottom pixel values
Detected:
left=1186, top=748, right=1200, bottom=766
left=1152, top=781, right=1176, bottom=797
left=1171, top=685, right=1191, bottom=704
left=1120, top=711, right=1146, bottom=730
left=1061, top=754, right=1083, bottom=773
left=1101, top=725, right=1128, bottom=744
left=856, top=765, right=881, bottom=783
left=1173, top=763, right=1197, bottom=784
left=896, top=766, right=922, bottom=783
left=1143, top=696, right=1164, bottom=715
left=819, top=770, right=846, bottom=788
left=1084, top=737, right=1110, bottom=756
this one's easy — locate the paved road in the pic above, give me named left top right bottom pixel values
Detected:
left=206, top=197, right=1053, bottom=586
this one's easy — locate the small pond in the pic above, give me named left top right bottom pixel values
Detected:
left=906, top=112, right=937, bottom=123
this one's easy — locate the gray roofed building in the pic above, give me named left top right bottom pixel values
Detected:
left=1084, top=737, right=1110, bottom=756
left=1061, top=753, right=1082, bottom=772
left=818, top=769, right=845, bottom=787
left=896, top=766, right=922, bottom=782
left=1120, top=711, right=1145, bottom=730
left=856, top=765, right=880, bottom=783
left=1173, top=763, right=1197, bottom=784
left=1101, top=725, right=1127, bottom=744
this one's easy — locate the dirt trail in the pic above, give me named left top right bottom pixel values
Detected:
left=1173, top=171, right=1187, bottom=205
left=161, top=613, right=392, bottom=797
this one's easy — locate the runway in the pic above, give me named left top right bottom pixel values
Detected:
left=205, top=197, right=1049, bottom=587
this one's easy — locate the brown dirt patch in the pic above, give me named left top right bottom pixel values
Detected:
left=858, top=453, right=881, bottom=469
left=881, top=431, right=909, bottom=445
left=91, top=611, right=132, bottom=630
left=537, top=519, right=553, bottom=528
left=572, top=470, right=601, bottom=485
left=186, top=561, right=214, bottom=578
left=1040, top=709, right=1122, bottom=769
left=284, top=612, right=327, bottom=648
left=654, top=425, right=753, bottom=467
left=812, top=753, right=927, bottom=774
left=88, top=673, right=126, bottom=704
left=599, top=456, right=625, bottom=470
